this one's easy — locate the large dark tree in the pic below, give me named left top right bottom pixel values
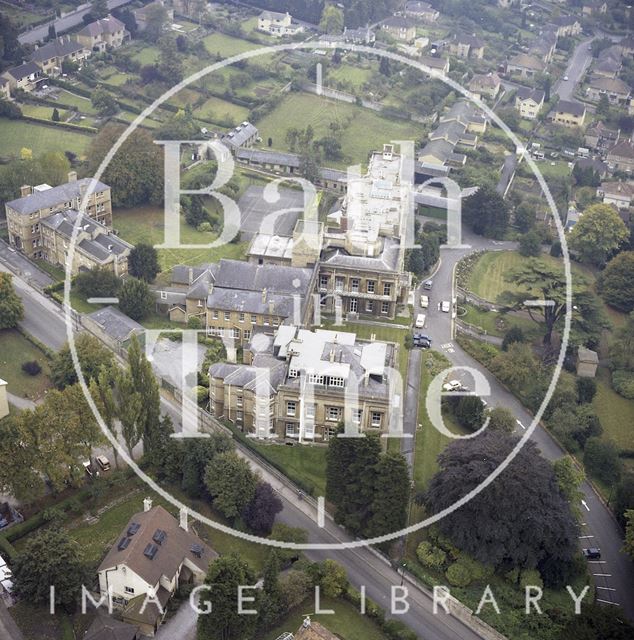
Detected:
left=598, top=251, right=634, bottom=313
left=180, top=435, right=233, bottom=498
left=128, top=243, right=160, bottom=283
left=326, top=432, right=381, bottom=535
left=51, top=333, right=114, bottom=390
left=74, top=268, right=120, bottom=299
left=118, top=277, right=154, bottom=321
left=425, top=431, right=578, bottom=587
left=559, top=604, right=634, bottom=640
left=462, top=184, right=510, bottom=239
left=0, top=272, right=23, bottom=329
left=243, top=482, right=283, bottom=536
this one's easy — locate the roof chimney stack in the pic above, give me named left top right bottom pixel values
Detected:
left=262, top=288, right=267, bottom=304
left=20, top=185, right=32, bottom=197
left=143, top=497, right=153, bottom=512
left=68, top=170, right=77, bottom=183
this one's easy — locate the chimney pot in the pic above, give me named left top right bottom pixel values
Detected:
left=20, top=185, right=32, bottom=197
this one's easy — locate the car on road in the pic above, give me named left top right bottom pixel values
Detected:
left=423, top=280, right=433, bottom=290
left=563, top=75, right=569, bottom=81
left=82, top=460, right=93, bottom=477
left=441, top=300, right=450, bottom=313
left=420, top=295, right=429, bottom=309
left=582, top=548, right=601, bottom=560
left=413, top=333, right=431, bottom=349
left=96, top=455, right=111, bottom=471
left=415, top=313, right=426, bottom=328
left=442, top=380, right=463, bottom=392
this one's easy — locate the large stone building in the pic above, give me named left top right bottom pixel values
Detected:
left=0, top=61, right=43, bottom=93
left=514, top=87, right=545, bottom=120
left=5, top=172, right=113, bottom=260
left=210, top=325, right=399, bottom=442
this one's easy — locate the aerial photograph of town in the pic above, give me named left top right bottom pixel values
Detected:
left=0, top=0, right=633, bottom=639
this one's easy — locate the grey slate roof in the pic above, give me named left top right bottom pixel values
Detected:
left=30, top=37, right=86, bottom=63
left=84, top=613, right=138, bottom=640
left=87, top=306, right=143, bottom=342
left=321, top=236, right=401, bottom=272
left=223, top=122, right=258, bottom=149
left=6, top=178, right=109, bottom=215
left=212, top=259, right=312, bottom=294
left=515, top=87, right=545, bottom=103
left=236, top=148, right=300, bottom=167
left=210, top=360, right=286, bottom=393
left=4, top=61, right=41, bottom=81
left=383, top=16, right=415, bottom=29
left=77, top=15, right=125, bottom=37
left=555, top=100, right=586, bottom=117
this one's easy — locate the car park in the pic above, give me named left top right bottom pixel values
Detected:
left=582, top=548, right=601, bottom=560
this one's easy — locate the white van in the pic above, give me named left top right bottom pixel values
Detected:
left=415, top=313, right=426, bottom=328
left=420, top=295, right=429, bottom=309
left=441, top=300, right=450, bottom=313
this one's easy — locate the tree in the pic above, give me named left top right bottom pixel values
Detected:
left=278, top=570, right=312, bottom=611
left=13, top=529, right=86, bottom=610
left=453, top=396, right=485, bottom=432
left=610, top=312, right=634, bottom=372
left=379, top=57, right=391, bottom=76
left=366, top=452, right=410, bottom=540
left=0, top=272, right=23, bottom=329
left=596, top=93, right=611, bottom=119
left=559, top=604, right=634, bottom=640
left=487, top=406, right=515, bottom=432
left=624, top=510, right=634, bottom=560
left=317, top=559, right=348, bottom=598
left=118, top=277, right=154, bottom=321
left=584, top=437, right=621, bottom=485
left=490, top=342, right=539, bottom=389
left=258, top=550, right=284, bottom=631
left=197, top=554, right=258, bottom=640
left=91, top=85, right=118, bottom=117
left=157, top=34, right=183, bottom=83
left=51, top=333, right=114, bottom=390
left=569, top=204, right=628, bottom=266
left=92, top=0, right=109, bottom=19
left=553, top=456, right=584, bottom=517
left=462, top=185, right=510, bottom=239
left=501, top=326, right=525, bottom=351
left=115, top=369, right=143, bottom=457
left=326, top=432, right=381, bottom=535
left=243, top=482, right=283, bottom=536
left=74, top=268, right=120, bottom=299
left=518, top=229, right=541, bottom=257
left=319, top=5, right=344, bottom=33
left=576, top=376, right=597, bottom=404
left=52, top=107, right=60, bottom=122
left=128, top=243, right=160, bottom=282
left=598, top=251, right=634, bottom=312
left=269, top=523, right=307, bottom=564
left=89, top=125, right=163, bottom=208
left=204, top=451, right=258, bottom=520
left=184, top=195, right=207, bottom=228
left=180, top=436, right=231, bottom=497
left=89, top=366, right=120, bottom=467
left=425, top=431, right=578, bottom=586
left=514, top=202, right=535, bottom=232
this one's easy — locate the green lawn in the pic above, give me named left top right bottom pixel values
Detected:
left=194, top=95, right=250, bottom=125
left=262, top=597, right=386, bottom=640
left=20, top=103, right=59, bottom=120
left=460, top=303, right=538, bottom=339
left=53, top=90, right=97, bottom=114
left=328, top=64, right=375, bottom=89
left=252, top=442, right=327, bottom=496
left=203, top=32, right=262, bottom=58
left=255, top=93, right=425, bottom=168
left=0, top=329, right=52, bottom=400
left=0, top=118, right=92, bottom=158
left=131, top=45, right=160, bottom=66
left=113, top=205, right=248, bottom=273
left=592, top=367, right=634, bottom=452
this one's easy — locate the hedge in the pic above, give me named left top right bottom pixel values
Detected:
left=20, top=114, right=97, bottom=134
left=0, top=535, right=16, bottom=560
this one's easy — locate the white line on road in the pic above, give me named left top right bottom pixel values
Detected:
left=578, top=535, right=594, bottom=539
left=596, top=587, right=617, bottom=591
left=581, top=500, right=590, bottom=511
left=596, top=599, right=620, bottom=606
left=593, top=573, right=612, bottom=577
left=516, top=419, right=525, bottom=430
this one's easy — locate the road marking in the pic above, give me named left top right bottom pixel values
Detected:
left=581, top=500, right=590, bottom=512
left=317, top=496, right=325, bottom=528
left=88, top=297, right=120, bottom=304
left=593, top=573, right=612, bottom=577
left=596, top=599, right=620, bottom=606
left=516, top=419, right=525, bottom=430
left=596, top=587, right=616, bottom=591
left=578, top=535, right=594, bottom=539
left=588, top=560, right=606, bottom=564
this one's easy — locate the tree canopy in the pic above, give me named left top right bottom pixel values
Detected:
left=0, top=272, right=23, bottom=329
left=118, top=277, right=154, bottom=321
left=128, top=243, right=160, bottom=282
left=51, top=333, right=114, bottom=390
left=462, top=185, right=510, bottom=239
left=598, top=251, right=634, bottom=312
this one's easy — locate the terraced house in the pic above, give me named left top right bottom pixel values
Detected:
left=5, top=172, right=113, bottom=260
left=29, top=36, right=90, bottom=76
left=210, top=325, right=399, bottom=442
left=76, top=14, right=127, bottom=52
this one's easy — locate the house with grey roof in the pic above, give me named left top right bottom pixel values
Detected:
left=404, top=1, right=439, bottom=23
left=76, top=14, right=127, bottom=52
left=29, top=36, right=90, bottom=76
left=514, top=87, right=545, bottom=120
left=551, top=15, right=581, bottom=37
left=133, top=0, right=174, bottom=32
left=343, top=26, right=375, bottom=44
left=5, top=172, right=112, bottom=261
left=506, top=53, right=546, bottom=78
left=586, top=76, right=631, bottom=106
left=551, top=99, right=587, bottom=127
left=1, top=61, right=43, bottom=92
left=222, top=122, right=259, bottom=152
left=448, top=34, right=485, bottom=59
left=84, top=307, right=144, bottom=350
left=210, top=325, right=399, bottom=442
left=381, top=16, right=417, bottom=42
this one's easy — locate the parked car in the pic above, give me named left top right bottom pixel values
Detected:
left=420, top=295, right=429, bottom=309
left=82, top=460, right=93, bottom=477
left=442, top=380, right=462, bottom=392
left=415, top=313, right=426, bottom=328
left=441, top=300, right=450, bottom=313
left=413, top=333, right=432, bottom=349
left=423, top=280, right=433, bottom=290
left=96, top=455, right=111, bottom=471
left=582, top=548, right=601, bottom=560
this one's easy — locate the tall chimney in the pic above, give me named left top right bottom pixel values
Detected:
left=143, top=497, right=153, bottom=512
left=268, top=300, right=274, bottom=315
left=179, top=507, right=188, bottom=532
left=67, top=170, right=77, bottom=182
left=20, top=185, right=32, bottom=197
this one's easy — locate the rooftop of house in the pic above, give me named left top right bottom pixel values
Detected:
left=554, top=100, right=586, bottom=117
left=508, top=53, right=546, bottom=71
left=608, top=140, right=634, bottom=159
left=6, top=177, right=110, bottom=215
left=98, top=504, right=217, bottom=585
left=30, top=36, right=86, bottom=63
left=420, top=55, right=448, bottom=70
left=77, top=14, right=125, bottom=37
left=405, top=1, right=436, bottom=12
left=3, top=61, right=41, bottom=80
left=440, top=99, right=485, bottom=126
left=453, top=33, right=484, bottom=48
left=419, top=139, right=466, bottom=165
left=84, top=613, right=138, bottom=640
left=599, top=181, right=634, bottom=197
left=210, top=357, right=287, bottom=394
left=515, top=86, right=545, bottom=103
left=259, top=9, right=290, bottom=20
left=552, top=15, right=579, bottom=26
left=223, top=122, right=259, bottom=149
left=294, top=620, right=341, bottom=640
left=133, top=0, right=171, bottom=18
left=469, top=73, right=501, bottom=89
left=585, top=120, right=619, bottom=137
left=86, top=306, right=144, bottom=342
left=589, top=76, right=631, bottom=95
left=383, top=16, right=416, bottom=29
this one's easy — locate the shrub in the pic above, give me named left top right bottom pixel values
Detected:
left=612, top=370, right=634, bottom=399
left=455, top=552, right=492, bottom=582
left=502, top=326, right=525, bottom=351
left=197, top=221, right=213, bottom=232
left=576, top=376, right=597, bottom=404
left=445, top=561, right=473, bottom=587
left=519, top=568, right=543, bottom=590
left=21, top=360, right=41, bottom=376
left=416, top=541, right=447, bottom=569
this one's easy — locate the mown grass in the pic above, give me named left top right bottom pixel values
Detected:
left=0, top=118, right=91, bottom=157
left=592, top=367, right=634, bottom=452
left=194, top=95, right=250, bottom=124
left=328, top=64, right=375, bottom=89
left=0, top=329, right=52, bottom=400
left=203, top=32, right=262, bottom=58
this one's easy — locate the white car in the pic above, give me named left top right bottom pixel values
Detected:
left=442, top=380, right=462, bottom=392
left=441, top=300, right=451, bottom=313
left=415, top=313, right=426, bottom=328
left=420, top=295, right=429, bottom=309
left=563, top=75, right=569, bottom=81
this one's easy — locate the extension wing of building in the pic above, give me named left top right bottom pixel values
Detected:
left=210, top=325, right=400, bottom=441
left=318, top=145, right=412, bottom=320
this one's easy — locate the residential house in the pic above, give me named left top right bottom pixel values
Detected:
left=0, top=77, right=10, bottom=100
left=587, top=76, right=631, bottom=106
left=552, top=15, right=582, bottom=37
left=448, top=34, right=485, bottom=59
left=40, top=209, right=131, bottom=276
left=584, top=120, right=620, bottom=151
left=575, top=157, right=609, bottom=180
left=317, top=145, right=411, bottom=320
left=210, top=325, right=399, bottom=442
left=607, top=140, right=634, bottom=173
left=468, top=73, right=501, bottom=100
left=84, top=614, right=138, bottom=640
left=551, top=100, right=586, bottom=127
left=29, top=36, right=90, bottom=76
left=582, top=1, right=608, bottom=16
left=381, top=16, right=417, bottom=43
left=506, top=53, right=546, bottom=78
left=621, top=35, right=634, bottom=58
left=0, top=378, right=7, bottom=420
left=5, top=172, right=112, bottom=260
left=592, top=45, right=622, bottom=78
left=1, top=61, right=43, bottom=92
left=528, top=29, right=558, bottom=63
left=133, top=0, right=174, bottom=32
left=342, top=26, right=375, bottom=45
left=418, top=139, right=467, bottom=167
left=514, top=87, right=545, bottom=120
left=76, top=15, right=127, bottom=52
left=404, top=1, right=439, bottom=23
left=84, top=307, right=144, bottom=351
left=597, top=181, right=634, bottom=210
left=222, top=122, right=259, bottom=153
left=428, top=120, right=478, bottom=148
left=439, top=99, right=487, bottom=134
left=257, top=10, right=303, bottom=36
left=97, top=500, right=217, bottom=637
left=420, top=55, right=450, bottom=74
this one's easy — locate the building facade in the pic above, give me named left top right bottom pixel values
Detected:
left=76, top=15, right=127, bottom=52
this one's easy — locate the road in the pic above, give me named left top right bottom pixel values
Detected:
left=411, top=223, right=634, bottom=620
left=18, top=0, right=133, bottom=45
left=554, top=36, right=595, bottom=102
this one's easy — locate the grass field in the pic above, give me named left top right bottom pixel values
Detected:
left=256, top=93, right=425, bottom=168
left=263, top=597, right=386, bottom=640
left=0, top=118, right=91, bottom=157
left=328, top=64, right=375, bottom=89
left=194, top=95, right=250, bottom=124
left=460, top=304, right=538, bottom=339
left=113, top=206, right=247, bottom=273
left=55, top=89, right=98, bottom=114
left=592, top=368, right=634, bottom=451
left=203, top=32, right=262, bottom=58
left=131, top=45, right=160, bottom=66
left=0, top=329, right=52, bottom=400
